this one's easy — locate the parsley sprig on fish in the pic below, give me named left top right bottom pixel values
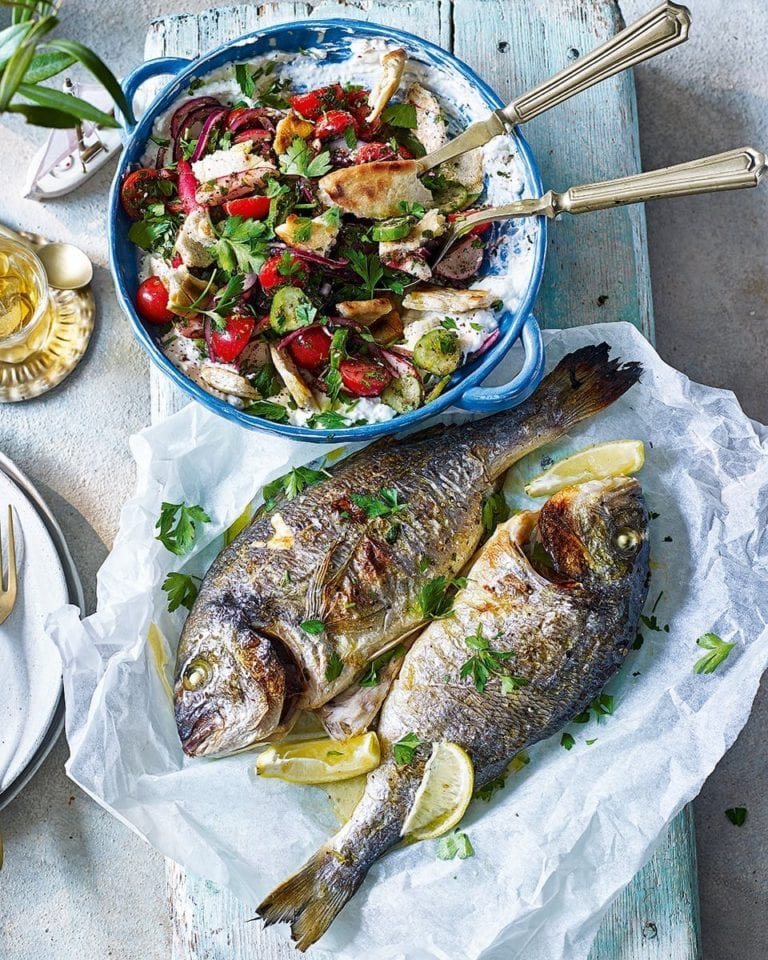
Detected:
left=350, top=488, right=406, bottom=519
left=262, top=464, right=331, bottom=511
left=459, top=627, right=528, bottom=694
left=393, top=732, right=421, bottom=765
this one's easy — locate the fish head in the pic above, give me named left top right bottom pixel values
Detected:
left=174, top=609, right=299, bottom=757
left=537, top=476, right=649, bottom=584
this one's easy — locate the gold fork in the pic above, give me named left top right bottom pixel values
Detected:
left=0, top=506, right=18, bottom=625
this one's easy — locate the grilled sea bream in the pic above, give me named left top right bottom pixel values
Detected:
left=257, top=476, right=650, bottom=949
left=174, top=344, right=641, bottom=757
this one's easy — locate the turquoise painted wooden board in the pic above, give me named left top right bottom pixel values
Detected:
left=145, top=3, right=701, bottom=958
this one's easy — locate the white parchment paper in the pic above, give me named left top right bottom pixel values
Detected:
left=48, top=322, right=768, bottom=960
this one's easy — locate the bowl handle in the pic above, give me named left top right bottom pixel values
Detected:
left=454, top=316, right=545, bottom=413
left=120, top=57, right=194, bottom=134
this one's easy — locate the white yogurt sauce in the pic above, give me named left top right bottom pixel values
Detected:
left=139, top=40, right=539, bottom=424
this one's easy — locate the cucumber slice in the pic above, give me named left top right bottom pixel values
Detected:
left=431, top=179, right=469, bottom=214
left=269, top=286, right=314, bottom=334
left=371, top=217, right=414, bottom=242
left=381, top=371, right=424, bottom=413
left=413, top=328, right=461, bottom=375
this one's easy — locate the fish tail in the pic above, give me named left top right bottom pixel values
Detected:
left=256, top=843, right=367, bottom=951
left=538, top=342, right=643, bottom=427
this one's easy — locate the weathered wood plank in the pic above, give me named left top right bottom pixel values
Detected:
left=452, top=0, right=653, bottom=339
left=146, top=4, right=699, bottom=959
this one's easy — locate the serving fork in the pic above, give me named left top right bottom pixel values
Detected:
left=0, top=506, right=18, bottom=625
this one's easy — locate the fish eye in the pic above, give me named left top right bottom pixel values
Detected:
left=614, top=527, right=641, bottom=555
left=183, top=658, right=211, bottom=692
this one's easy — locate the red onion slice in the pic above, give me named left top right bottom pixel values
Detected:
left=170, top=97, right=222, bottom=138
left=190, top=108, right=229, bottom=163
left=470, top=328, right=500, bottom=360
left=289, top=248, right=349, bottom=270
left=227, top=108, right=275, bottom=133
left=378, top=347, right=420, bottom=379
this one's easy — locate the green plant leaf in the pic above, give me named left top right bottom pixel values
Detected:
left=0, top=14, right=57, bottom=111
left=0, top=23, right=32, bottom=70
left=16, top=81, right=118, bottom=126
left=46, top=37, right=133, bottom=125
left=6, top=101, right=73, bottom=126
left=23, top=48, right=76, bottom=83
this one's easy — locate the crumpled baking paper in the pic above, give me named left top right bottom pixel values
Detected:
left=48, top=322, right=768, bottom=960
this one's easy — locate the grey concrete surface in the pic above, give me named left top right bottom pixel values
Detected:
left=0, top=2, right=765, bottom=959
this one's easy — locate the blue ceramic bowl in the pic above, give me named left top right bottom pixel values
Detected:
left=110, top=20, right=547, bottom=442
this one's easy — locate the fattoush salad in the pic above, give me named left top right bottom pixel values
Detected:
left=123, top=47, right=509, bottom=428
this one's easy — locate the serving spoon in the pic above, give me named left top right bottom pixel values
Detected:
left=320, top=1, right=692, bottom=219
left=413, top=147, right=767, bottom=286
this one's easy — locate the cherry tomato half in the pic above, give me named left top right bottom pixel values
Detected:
left=288, top=325, right=332, bottom=371
left=210, top=315, right=255, bottom=363
left=120, top=168, right=176, bottom=220
left=290, top=84, right=370, bottom=121
left=135, top=276, right=174, bottom=324
left=223, top=195, right=271, bottom=219
left=339, top=358, right=392, bottom=397
left=259, top=253, right=306, bottom=292
left=314, top=110, right=359, bottom=142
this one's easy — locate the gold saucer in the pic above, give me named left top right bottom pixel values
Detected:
left=0, top=233, right=95, bottom=403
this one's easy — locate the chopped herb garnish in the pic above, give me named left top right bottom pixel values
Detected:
left=397, top=200, right=426, bottom=220
left=693, top=633, right=735, bottom=674
left=381, top=102, right=417, bottom=128
left=325, top=327, right=349, bottom=402
left=436, top=830, right=474, bottom=860
left=278, top=137, right=332, bottom=178
left=350, top=488, right=406, bottom=518
left=155, top=502, right=210, bottom=556
left=235, top=62, right=256, bottom=98
left=127, top=202, right=183, bottom=260
left=474, top=771, right=507, bottom=802
left=586, top=738, right=598, bottom=746
left=481, top=491, right=510, bottom=535
left=640, top=613, right=664, bottom=633
left=307, top=410, right=351, bottom=430
left=162, top=572, right=201, bottom=612
left=325, top=650, right=344, bottom=681
left=343, top=124, right=357, bottom=149
left=459, top=626, right=525, bottom=694
left=573, top=692, right=615, bottom=724
left=359, top=644, right=405, bottom=687
left=243, top=400, right=290, bottom=422
left=345, top=248, right=384, bottom=299
left=300, top=619, right=326, bottom=635
left=417, top=575, right=460, bottom=620
left=261, top=464, right=330, bottom=511
left=440, top=317, right=458, bottom=330
left=393, top=732, right=422, bottom=765
left=561, top=732, right=575, bottom=751
left=417, top=555, right=430, bottom=573
left=213, top=215, right=270, bottom=274
left=250, top=363, right=282, bottom=398
left=725, top=806, right=747, bottom=827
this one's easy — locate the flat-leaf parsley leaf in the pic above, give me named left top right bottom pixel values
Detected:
left=693, top=633, right=735, bottom=674
left=155, top=502, right=210, bottom=556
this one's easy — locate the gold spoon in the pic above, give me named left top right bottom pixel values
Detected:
left=0, top=224, right=93, bottom=290
left=320, top=1, right=691, bottom=219
left=398, top=147, right=767, bottom=291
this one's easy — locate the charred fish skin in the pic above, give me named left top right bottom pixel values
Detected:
left=256, top=477, right=650, bottom=948
left=175, top=343, right=643, bottom=756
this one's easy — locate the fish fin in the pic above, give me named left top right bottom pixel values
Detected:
left=256, top=845, right=364, bottom=951
left=542, top=343, right=642, bottom=427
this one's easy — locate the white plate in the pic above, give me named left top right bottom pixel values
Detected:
left=0, top=467, right=68, bottom=792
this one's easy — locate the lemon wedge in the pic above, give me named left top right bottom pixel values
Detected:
left=400, top=741, right=474, bottom=841
left=256, top=731, right=380, bottom=784
left=525, top=439, right=645, bottom=498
